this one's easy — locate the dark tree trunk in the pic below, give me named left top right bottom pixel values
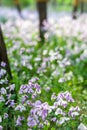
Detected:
left=14, top=0, right=23, bottom=18
left=72, top=0, right=79, bottom=19
left=37, top=1, right=47, bottom=41
left=0, top=25, right=12, bottom=78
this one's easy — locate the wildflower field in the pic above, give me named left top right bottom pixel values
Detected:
left=0, top=7, right=87, bottom=130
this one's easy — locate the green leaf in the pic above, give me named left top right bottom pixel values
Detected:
left=51, top=128, right=55, bottom=130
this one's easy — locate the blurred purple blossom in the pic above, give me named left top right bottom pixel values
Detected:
left=1, top=62, right=6, bottom=67
left=4, top=113, right=8, bottom=119
left=16, top=116, right=24, bottom=126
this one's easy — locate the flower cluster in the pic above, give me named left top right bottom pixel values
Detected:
left=15, top=83, right=80, bottom=129
left=47, top=91, right=80, bottom=126
left=27, top=101, right=50, bottom=128
left=19, top=78, right=41, bottom=98
left=15, top=78, right=42, bottom=128
left=0, top=61, right=7, bottom=85
left=0, top=61, right=81, bottom=129
left=0, top=61, right=16, bottom=129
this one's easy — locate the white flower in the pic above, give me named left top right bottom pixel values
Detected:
left=0, top=96, right=5, bottom=102
left=56, top=98, right=67, bottom=108
left=78, top=123, right=87, bottom=130
left=0, top=69, right=6, bottom=78
left=1, top=88, right=6, bottom=94
left=69, top=106, right=80, bottom=112
left=44, top=87, right=50, bottom=92
left=15, top=104, right=26, bottom=112
left=51, top=93, right=57, bottom=100
left=55, top=108, right=65, bottom=116
left=53, top=102, right=59, bottom=108
left=58, top=117, right=70, bottom=125
left=9, top=84, right=15, bottom=91
left=71, top=112, right=79, bottom=118
left=0, top=116, right=2, bottom=122
left=58, top=78, right=66, bottom=83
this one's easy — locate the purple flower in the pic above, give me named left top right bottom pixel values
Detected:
left=0, top=125, right=3, bottom=130
left=32, top=93, right=37, bottom=99
left=27, top=116, right=38, bottom=127
left=5, top=100, right=15, bottom=108
left=16, top=116, right=24, bottom=126
left=22, top=95, right=28, bottom=104
left=26, top=100, right=33, bottom=106
left=1, top=61, right=6, bottom=67
left=55, top=108, right=66, bottom=116
left=28, top=88, right=34, bottom=93
left=51, top=117, right=57, bottom=122
left=68, top=111, right=79, bottom=118
left=56, top=91, right=74, bottom=107
left=54, top=98, right=67, bottom=108
left=19, top=80, right=41, bottom=95
left=51, top=93, right=57, bottom=100
left=34, top=100, right=42, bottom=107
left=0, top=69, right=6, bottom=78
left=57, top=93, right=64, bottom=100
left=34, top=101, right=49, bottom=120
left=15, top=104, right=26, bottom=112
left=30, top=109, right=37, bottom=115
left=0, top=88, right=6, bottom=95
left=68, top=106, right=80, bottom=118
left=30, top=77, right=39, bottom=82
left=41, top=109, right=48, bottom=120
left=64, top=91, right=74, bottom=102
left=9, top=100, right=15, bottom=108
left=4, top=113, right=8, bottom=119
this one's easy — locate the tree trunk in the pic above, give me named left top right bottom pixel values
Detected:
left=37, top=0, right=47, bottom=41
left=72, top=0, right=79, bottom=19
left=0, top=25, right=12, bottom=78
left=14, top=0, right=23, bottom=18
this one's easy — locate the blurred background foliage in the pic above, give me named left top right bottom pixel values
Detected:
left=2, top=0, right=86, bottom=12
left=1, top=0, right=73, bottom=7
left=1, top=0, right=73, bottom=11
